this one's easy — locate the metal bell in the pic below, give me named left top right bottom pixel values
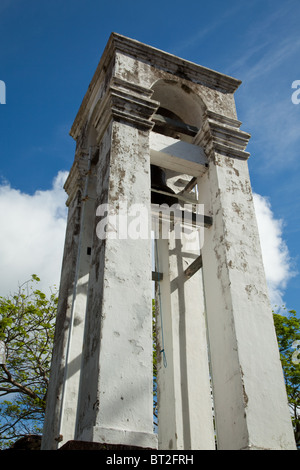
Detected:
left=150, top=165, right=178, bottom=206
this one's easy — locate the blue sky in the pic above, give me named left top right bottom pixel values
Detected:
left=0, top=0, right=299, bottom=315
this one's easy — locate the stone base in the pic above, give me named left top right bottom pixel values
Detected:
left=59, top=440, right=154, bottom=451
left=79, top=426, right=158, bottom=450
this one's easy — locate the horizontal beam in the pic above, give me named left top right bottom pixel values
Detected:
left=150, top=133, right=208, bottom=177
left=152, top=271, right=164, bottom=282
left=151, top=188, right=197, bottom=204
left=152, top=113, right=199, bottom=137
left=151, top=206, right=213, bottom=228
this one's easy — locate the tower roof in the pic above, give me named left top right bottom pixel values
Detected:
left=70, top=33, right=242, bottom=140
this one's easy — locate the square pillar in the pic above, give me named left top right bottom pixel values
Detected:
left=75, top=90, right=159, bottom=448
left=154, top=226, right=215, bottom=450
left=41, top=166, right=85, bottom=449
left=59, top=155, right=97, bottom=443
left=196, top=111, right=296, bottom=450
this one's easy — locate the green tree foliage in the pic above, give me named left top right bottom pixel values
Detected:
left=273, top=309, right=300, bottom=447
left=0, top=274, right=299, bottom=449
left=0, top=276, right=57, bottom=449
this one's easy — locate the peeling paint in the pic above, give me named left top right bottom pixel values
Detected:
left=42, top=34, right=296, bottom=452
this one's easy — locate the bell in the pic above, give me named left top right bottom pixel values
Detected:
left=151, top=165, right=179, bottom=206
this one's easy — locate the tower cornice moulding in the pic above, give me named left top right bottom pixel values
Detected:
left=195, top=110, right=251, bottom=161
left=64, top=155, right=89, bottom=206
left=92, top=77, right=160, bottom=139
left=70, top=33, right=242, bottom=141
left=110, top=33, right=242, bottom=93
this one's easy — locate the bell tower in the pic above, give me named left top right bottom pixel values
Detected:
left=42, top=34, right=296, bottom=450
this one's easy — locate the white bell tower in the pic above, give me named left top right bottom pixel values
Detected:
left=42, top=33, right=296, bottom=451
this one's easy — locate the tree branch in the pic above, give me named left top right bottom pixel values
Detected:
left=0, top=364, right=39, bottom=400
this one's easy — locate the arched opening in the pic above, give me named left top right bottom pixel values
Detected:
left=149, top=80, right=214, bottom=448
left=149, top=78, right=206, bottom=205
left=151, top=79, right=205, bottom=143
left=149, top=79, right=207, bottom=205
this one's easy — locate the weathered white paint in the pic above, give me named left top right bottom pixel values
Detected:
left=197, top=118, right=296, bottom=449
left=154, top=230, right=215, bottom=450
left=42, top=33, right=296, bottom=451
left=150, top=133, right=207, bottom=176
left=42, top=183, right=83, bottom=449
left=73, top=121, right=157, bottom=449
left=59, top=161, right=96, bottom=444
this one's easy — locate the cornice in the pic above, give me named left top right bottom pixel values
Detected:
left=70, top=33, right=242, bottom=142
left=91, top=77, right=159, bottom=139
left=111, top=33, right=242, bottom=93
left=195, top=110, right=251, bottom=160
left=64, top=154, right=89, bottom=206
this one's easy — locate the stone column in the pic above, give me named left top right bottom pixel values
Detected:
left=58, top=151, right=97, bottom=444
left=41, top=158, right=87, bottom=449
left=74, top=81, right=159, bottom=449
left=196, top=111, right=296, bottom=450
left=154, top=226, right=215, bottom=450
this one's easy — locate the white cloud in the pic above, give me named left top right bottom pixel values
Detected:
left=172, top=3, right=243, bottom=55
left=0, top=171, right=68, bottom=298
left=253, top=193, right=295, bottom=310
left=234, top=35, right=300, bottom=85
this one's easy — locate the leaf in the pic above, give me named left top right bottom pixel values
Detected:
left=0, top=276, right=57, bottom=448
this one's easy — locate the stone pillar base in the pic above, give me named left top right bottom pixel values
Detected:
left=59, top=440, right=155, bottom=451
left=77, top=426, right=158, bottom=450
